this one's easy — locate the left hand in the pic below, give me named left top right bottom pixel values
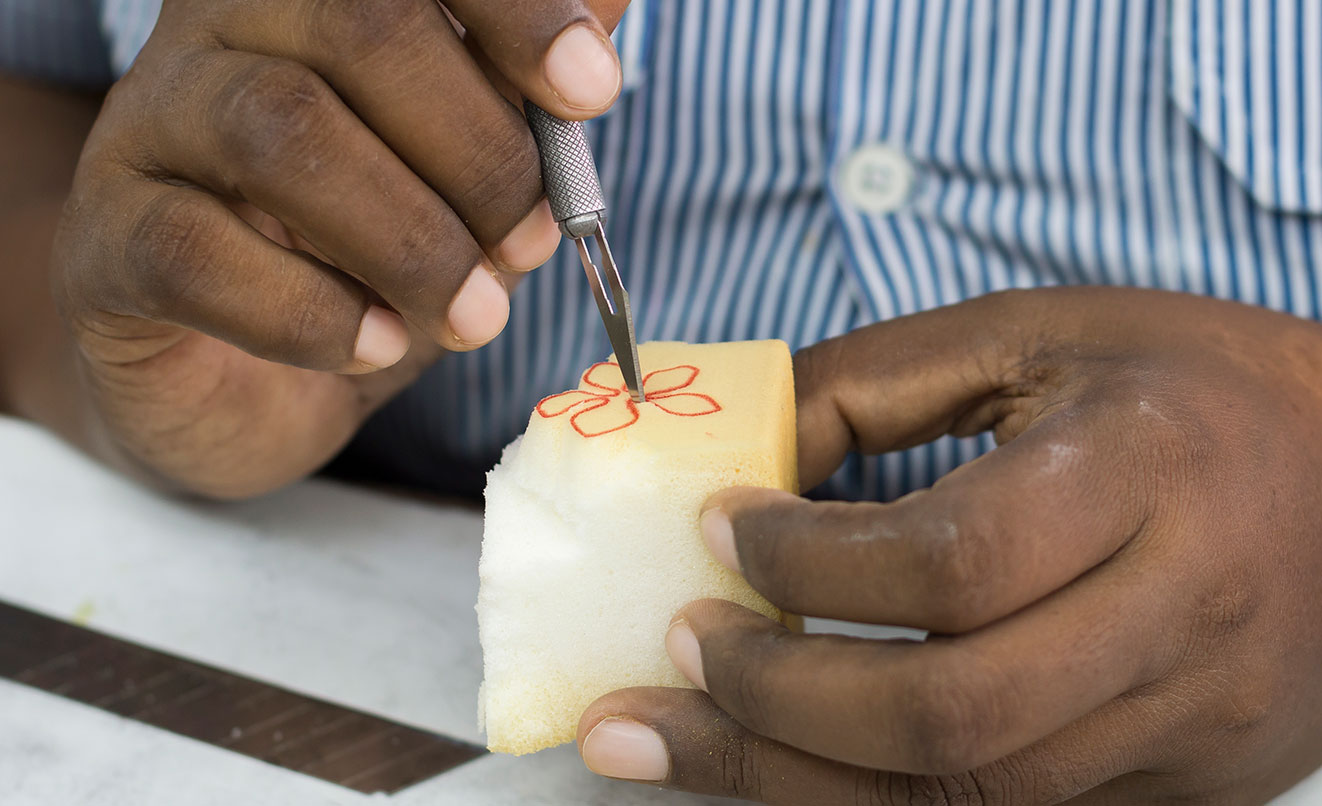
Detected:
left=45, top=0, right=629, bottom=496
left=577, top=287, right=1322, bottom=804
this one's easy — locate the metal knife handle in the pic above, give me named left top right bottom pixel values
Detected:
left=524, top=101, right=607, bottom=239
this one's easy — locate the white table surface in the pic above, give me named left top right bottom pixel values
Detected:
left=1, top=415, right=1319, bottom=805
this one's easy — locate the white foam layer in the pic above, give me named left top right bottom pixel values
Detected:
left=476, top=341, right=795, bottom=754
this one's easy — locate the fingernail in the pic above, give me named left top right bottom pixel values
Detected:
left=492, top=201, right=559, bottom=271
left=701, top=508, right=739, bottom=573
left=665, top=621, right=706, bottom=691
left=448, top=264, right=509, bottom=346
left=354, top=305, right=410, bottom=369
left=544, top=25, right=621, bottom=111
left=581, top=718, right=669, bottom=782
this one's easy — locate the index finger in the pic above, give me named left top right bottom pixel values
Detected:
left=446, top=0, right=631, bottom=119
left=706, top=401, right=1154, bottom=633
left=793, top=288, right=1102, bottom=490
left=212, top=0, right=559, bottom=267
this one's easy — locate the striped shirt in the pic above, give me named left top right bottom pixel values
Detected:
left=4, top=1, right=1322, bottom=500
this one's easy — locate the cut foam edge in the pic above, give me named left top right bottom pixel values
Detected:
left=476, top=340, right=797, bottom=754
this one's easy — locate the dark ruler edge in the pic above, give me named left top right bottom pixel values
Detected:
left=0, top=600, right=487, bottom=794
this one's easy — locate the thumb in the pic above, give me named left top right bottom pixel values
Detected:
left=446, top=0, right=631, bottom=120
left=794, top=288, right=1093, bottom=490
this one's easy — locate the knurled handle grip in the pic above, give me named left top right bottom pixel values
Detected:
left=525, top=101, right=607, bottom=239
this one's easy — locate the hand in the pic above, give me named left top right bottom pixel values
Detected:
left=578, top=288, right=1322, bottom=804
left=52, top=0, right=628, bottom=497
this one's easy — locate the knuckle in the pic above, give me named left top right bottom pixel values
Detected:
left=919, top=505, right=999, bottom=633
left=792, top=334, right=851, bottom=398
left=899, top=663, right=996, bottom=774
left=743, top=499, right=870, bottom=612
left=1096, top=378, right=1214, bottom=483
left=266, top=276, right=352, bottom=363
left=51, top=187, right=106, bottom=314
left=718, top=632, right=783, bottom=735
left=447, top=125, right=543, bottom=229
left=715, top=733, right=768, bottom=801
left=1190, top=576, right=1258, bottom=645
left=974, top=754, right=1044, bottom=804
left=311, top=0, right=428, bottom=62
left=377, top=208, right=484, bottom=309
left=895, top=771, right=1009, bottom=806
left=126, top=192, right=226, bottom=314
left=965, top=762, right=1026, bottom=806
left=737, top=507, right=803, bottom=606
left=728, top=656, right=774, bottom=734
left=1212, top=685, right=1273, bottom=738
left=214, top=60, right=336, bottom=178
left=852, top=769, right=893, bottom=806
left=887, top=775, right=955, bottom=806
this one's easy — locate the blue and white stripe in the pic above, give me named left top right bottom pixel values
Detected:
left=5, top=0, right=1322, bottom=501
left=0, top=0, right=113, bottom=87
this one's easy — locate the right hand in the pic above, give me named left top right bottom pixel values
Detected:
left=51, top=0, right=629, bottom=498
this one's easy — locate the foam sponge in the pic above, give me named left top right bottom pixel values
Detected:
left=477, top=340, right=797, bottom=755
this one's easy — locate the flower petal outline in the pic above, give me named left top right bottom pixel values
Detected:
left=649, top=393, right=722, bottom=417
left=536, top=389, right=608, bottom=419
left=539, top=363, right=720, bottom=437
left=643, top=365, right=699, bottom=396
left=582, top=362, right=627, bottom=393
left=571, top=398, right=639, bottom=437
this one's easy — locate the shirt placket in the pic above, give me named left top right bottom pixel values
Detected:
left=824, top=0, right=922, bottom=330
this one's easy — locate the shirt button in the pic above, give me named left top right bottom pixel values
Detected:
left=837, top=143, right=915, bottom=215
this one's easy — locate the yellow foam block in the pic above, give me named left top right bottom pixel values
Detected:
left=477, top=340, right=797, bottom=755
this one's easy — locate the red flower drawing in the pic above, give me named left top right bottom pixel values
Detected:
left=536, top=363, right=723, bottom=438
